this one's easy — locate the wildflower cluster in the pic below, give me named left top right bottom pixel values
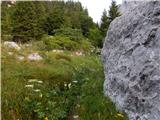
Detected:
left=25, top=79, right=43, bottom=96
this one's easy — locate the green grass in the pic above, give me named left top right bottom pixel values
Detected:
left=2, top=44, right=128, bottom=120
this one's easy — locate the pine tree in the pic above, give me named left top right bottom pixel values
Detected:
left=43, top=2, right=65, bottom=35
left=12, top=1, right=45, bottom=42
left=100, top=9, right=110, bottom=37
left=80, top=8, right=94, bottom=37
left=34, top=1, right=46, bottom=35
left=100, top=1, right=120, bottom=37
left=108, top=0, right=120, bottom=22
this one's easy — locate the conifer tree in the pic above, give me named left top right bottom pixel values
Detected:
left=100, top=1, right=120, bottom=37
left=108, top=0, right=120, bottom=22
left=12, top=2, right=44, bottom=42
left=100, top=9, right=109, bottom=37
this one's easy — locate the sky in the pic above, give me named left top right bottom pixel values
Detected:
left=71, top=0, right=123, bottom=23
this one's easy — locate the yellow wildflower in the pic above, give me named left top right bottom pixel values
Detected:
left=44, top=116, right=48, bottom=120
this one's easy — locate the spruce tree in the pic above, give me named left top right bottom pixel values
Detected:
left=100, top=9, right=109, bottom=37
left=43, top=2, right=64, bottom=35
left=108, top=0, right=120, bottom=22
left=12, top=1, right=44, bottom=42
left=100, top=1, right=120, bottom=37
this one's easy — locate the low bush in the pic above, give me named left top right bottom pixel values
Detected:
left=42, top=35, right=93, bottom=53
left=43, top=35, right=79, bottom=51
left=54, top=28, right=83, bottom=41
left=1, top=34, right=13, bottom=41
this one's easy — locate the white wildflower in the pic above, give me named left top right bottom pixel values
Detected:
left=25, top=84, right=34, bottom=88
left=64, top=84, right=67, bottom=87
left=28, top=79, right=38, bottom=82
left=28, top=79, right=43, bottom=84
left=73, top=115, right=79, bottom=119
left=72, top=81, right=78, bottom=83
left=68, top=83, right=71, bottom=88
left=8, top=4, right=11, bottom=7
left=52, top=49, right=63, bottom=53
left=37, top=81, right=43, bottom=84
left=34, top=89, right=40, bottom=92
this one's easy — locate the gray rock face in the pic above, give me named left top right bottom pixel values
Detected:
left=101, top=1, right=160, bottom=120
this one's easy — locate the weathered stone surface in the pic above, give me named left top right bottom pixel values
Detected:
left=27, top=53, right=42, bottom=61
left=101, top=1, right=160, bottom=120
left=4, top=41, right=21, bottom=50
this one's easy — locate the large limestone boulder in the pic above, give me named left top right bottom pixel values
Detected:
left=101, top=1, right=160, bottom=120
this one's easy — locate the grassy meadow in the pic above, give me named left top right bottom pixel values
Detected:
left=2, top=42, right=128, bottom=120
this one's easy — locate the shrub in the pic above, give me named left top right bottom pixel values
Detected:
left=88, top=28, right=103, bottom=47
left=79, top=39, right=94, bottom=53
left=54, top=28, right=83, bottom=41
left=1, top=34, right=13, bottom=41
left=43, top=35, right=79, bottom=51
left=55, top=54, right=71, bottom=62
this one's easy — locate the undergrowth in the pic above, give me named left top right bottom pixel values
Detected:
left=2, top=45, right=128, bottom=120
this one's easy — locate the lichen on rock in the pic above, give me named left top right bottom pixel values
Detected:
left=102, top=1, right=160, bottom=120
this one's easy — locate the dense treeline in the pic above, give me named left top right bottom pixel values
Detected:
left=1, top=0, right=120, bottom=48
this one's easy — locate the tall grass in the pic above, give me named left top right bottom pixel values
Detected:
left=2, top=45, right=128, bottom=120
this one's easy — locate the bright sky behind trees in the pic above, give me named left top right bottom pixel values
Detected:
left=69, top=0, right=123, bottom=23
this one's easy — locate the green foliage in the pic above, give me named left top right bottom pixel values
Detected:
left=42, top=35, right=93, bottom=52
left=1, top=2, right=13, bottom=40
left=43, top=8, right=64, bottom=35
left=100, top=9, right=110, bottom=37
left=80, top=14, right=94, bottom=37
left=80, top=39, right=93, bottom=53
left=43, top=35, right=79, bottom=51
left=1, top=35, right=13, bottom=41
left=2, top=44, right=128, bottom=120
left=12, top=1, right=45, bottom=42
left=54, top=28, right=83, bottom=41
left=54, top=53, right=71, bottom=62
left=76, top=57, right=128, bottom=120
left=108, top=0, right=120, bottom=22
left=100, top=1, right=120, bottom=39
left=88, top=28, right=103, bottom=47
left=1, top=1, right=97, bottom=45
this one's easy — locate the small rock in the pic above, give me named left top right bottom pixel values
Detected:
left=4, top=41, right=21, bottom=50
left=27, top=53, right=42, bottom=61
left=74, top=51, right=83, bottom=56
